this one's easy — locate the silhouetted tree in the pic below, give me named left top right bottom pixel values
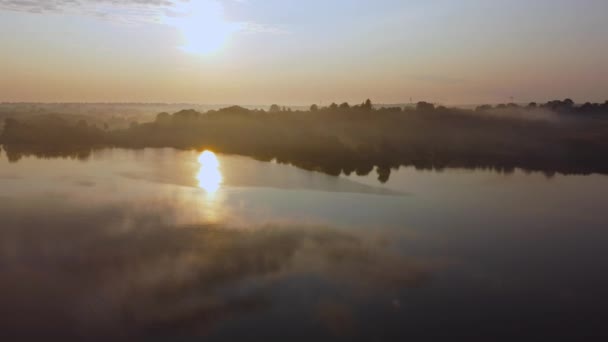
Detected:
left=155, top=112, right=171, bottom=124
left=377, top=167, right=391, bottom=183
left=362, top=99, right=373, bottom=111
left=4, top=98, right=608, bottom=183
left=580, top=102, right=595, bottom=112
left=475, top=105, right=493, bottom=112
left=416, top=101, right=435, bottom=112
left=339, top=102, right=350, bottom=110
left=310, top=104, right=319, bottom=112
left=269, top=104, right=281, bottom=113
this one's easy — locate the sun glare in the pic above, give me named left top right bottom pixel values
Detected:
left=168, top=0, right=241, bottom=55
left=197, top=151, right=223, bottom=194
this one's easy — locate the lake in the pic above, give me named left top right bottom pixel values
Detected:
left=1, top=147, right=607, bottom=341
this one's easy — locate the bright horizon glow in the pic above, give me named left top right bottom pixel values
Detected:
left=197, top=151, right=223, bottom=194
left=1, top=1, right=607, bottom=104
left=167, top=1, right=241, bottom=55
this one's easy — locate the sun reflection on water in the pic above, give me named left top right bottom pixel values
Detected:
left=197, top=151, right=223, bottom=195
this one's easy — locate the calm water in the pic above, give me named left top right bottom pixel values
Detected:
left=1, top=147, right=608, bottom=341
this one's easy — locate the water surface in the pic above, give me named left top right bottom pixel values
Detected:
left=1, top=147, right=607, bottom=341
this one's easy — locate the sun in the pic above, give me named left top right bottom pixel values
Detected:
left=197, top=151, right=223, bottom=194
left=168, top=0, right=241, bottom=55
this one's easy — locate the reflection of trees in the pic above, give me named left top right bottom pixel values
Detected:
left=1, top=144, right=93, bottom=163
left=2, top=98, right=608, bottom=182
left=0, top=201, right=432, bottom=339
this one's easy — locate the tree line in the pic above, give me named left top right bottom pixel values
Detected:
left=2, top=99, right=608, bottom=182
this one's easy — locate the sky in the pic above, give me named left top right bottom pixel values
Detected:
left=1, top=0, right=607, bottom=105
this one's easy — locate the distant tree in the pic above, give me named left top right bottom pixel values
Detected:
left=329, top=103, right=338, bottom=110
left=377, top=167, right=391, bottom=183
left=527, top=102, right=537, bottom=109
left=339, top=102, right=350, bottom=110
left=269, top=104, right=281, bottom=113
left=155, top=112, right=171, bottom=124
left=416, top=101, right=435, bottom=112
left=476, top=105, right=493, bottom=112
left=544, top=99, right=575, bottom=112
left=362, top=99, right=373, bottom=111
left=580, top=102, right=595, bottom=112
left=172, top=109, right=200, bottom=122
left=310, top=104, right=319, bottom=112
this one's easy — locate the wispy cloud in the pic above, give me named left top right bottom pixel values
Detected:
left=0, top=0, right=284, bottom=32
left=0, top=0, right=172, bottom=13
left=0, top=0, right=173, bottom=23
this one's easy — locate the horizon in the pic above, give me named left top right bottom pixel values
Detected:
left=3, top=2, right=608, bottom=339
left=1, top=98, right=605, bottom=108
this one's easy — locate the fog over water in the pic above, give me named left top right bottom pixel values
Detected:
left=1, top=148, right=607, bottom=340
left=3, top=0, right=608, bottom=340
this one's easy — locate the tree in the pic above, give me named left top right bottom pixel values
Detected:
left=269, top=104, right=281, bottom=113
left=339, top=102, right=350, bottom=110
left=329, top=102, right=338, bottom=110
left=310, top=104, right=319, bottom=112
left=155, top=112, right=171, bottom=124
left=362, top=99, right=373, bottom=111
left=377, top=167, right=391, bottom=183
left=416, top=101, right=435, bottom=112
left=475, top=104, right=492, bottom=112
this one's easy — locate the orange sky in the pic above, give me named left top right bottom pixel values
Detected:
left=1, top=0, right=607, bottom=105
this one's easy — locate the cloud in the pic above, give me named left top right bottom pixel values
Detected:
left=0, top=0, right=286, bottom=34
left=0, top=0, right=166, bottom=12
left=0, top=0, right=174, bottom=23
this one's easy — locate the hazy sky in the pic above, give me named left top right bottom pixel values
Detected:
left=1, top=0, right=607, bottom=105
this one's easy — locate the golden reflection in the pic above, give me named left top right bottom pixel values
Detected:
left=196, top=151, right=223, bottom=194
